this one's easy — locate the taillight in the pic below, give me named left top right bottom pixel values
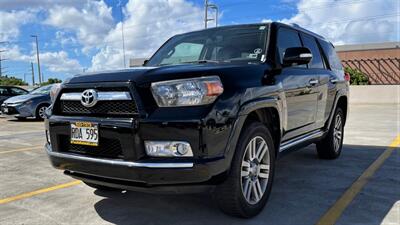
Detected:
left=344, top=72, right=350, bottom=82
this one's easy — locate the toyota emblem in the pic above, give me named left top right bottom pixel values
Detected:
left=81, top=89, right=98, bottom=107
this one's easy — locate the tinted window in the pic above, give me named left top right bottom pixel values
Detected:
left=10, top=87, right=28, bottom=95
left=147, top=25, right=268, bottom=66
left=301, top=34, right=324, bottom=69
left=277, top=28, right=303, bottom=65
left=160, top=42, right=204, bottom=65
left=0, top=87, right=9, bottom=96
left=319, top=40, right=343, bottom=70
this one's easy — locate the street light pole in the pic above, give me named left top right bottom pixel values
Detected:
left=119, top=1, right=127, bottom=68
left=31, top=35, right=42, bottom=84
left=31, top=62, right=35, bottom=86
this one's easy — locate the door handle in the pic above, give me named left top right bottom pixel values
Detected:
left=309, top=79, right=319, bottom=85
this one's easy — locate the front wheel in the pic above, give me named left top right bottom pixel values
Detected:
left=316, top=108, right=345, bottom=159
left=214, top=121, right=275, bottom=218
left=36, top=105, right=49, bottom=120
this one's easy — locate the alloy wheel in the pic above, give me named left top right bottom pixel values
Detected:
left=38, top=106, right=47, bottom=119
left=240, top=136, right=270, bottom=205
left=333, top=114, right=343, bottom=152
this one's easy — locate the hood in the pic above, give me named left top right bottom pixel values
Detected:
left=65, top=63, right=268, bottom=85
left=4, top=94, right=43, bottom=104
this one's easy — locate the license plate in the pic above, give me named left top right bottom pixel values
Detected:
left=70, top=122, right=99, bottom=146
left=3, top=108, right=8, bottom=113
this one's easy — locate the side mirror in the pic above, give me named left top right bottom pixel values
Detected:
left=142, top=59, right=149, bottom=66
left=282, top=47, right=312, bottom=67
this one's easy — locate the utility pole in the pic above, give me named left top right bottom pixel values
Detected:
left=204, top=0, right=219, bottom=28
left=204, top=0, right=208, bottom=29
left=31, top=35, right=42, bottom=84
left=119, top=0, right=126, bottom=68
left=30, top=62, right=35, bottom=86
left=0, top=50, right=8, bottom=77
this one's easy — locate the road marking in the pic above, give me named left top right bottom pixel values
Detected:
left=0, top=146, right=43, bottom=154
left=317, top=134, right=400, bottom=225
left=0, top=180, right=82, bottom=205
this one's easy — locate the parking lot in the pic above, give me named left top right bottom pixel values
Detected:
left=0, top=104, right=398, bottom=225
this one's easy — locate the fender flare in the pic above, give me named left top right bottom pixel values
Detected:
left=324, top=89, right=348, bottom=132
left=220, top=97, right=282, bottom=171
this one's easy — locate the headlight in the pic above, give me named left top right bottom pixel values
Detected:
left=50, top=83, right=62, bottom=103
left=151, top=76, right=223, bottom=107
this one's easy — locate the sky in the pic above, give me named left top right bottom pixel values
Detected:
left=0, top=0, right=398, bottom=84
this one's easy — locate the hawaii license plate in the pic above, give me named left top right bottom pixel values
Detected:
left=70, top=122, right=99, bottom=146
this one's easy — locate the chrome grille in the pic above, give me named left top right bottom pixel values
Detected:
left=55, top=88, right=139, bottom=117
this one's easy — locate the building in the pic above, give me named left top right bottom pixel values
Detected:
left=129, top=58, right=147, bottom=67
left=335, top=42, right=400, bottom=84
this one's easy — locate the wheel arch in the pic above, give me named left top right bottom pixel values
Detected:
left=35, top=102, right=51, bottom=118
left=237, top=98, right=283, bottom=156
left=325, top=92, right=348, bottom=131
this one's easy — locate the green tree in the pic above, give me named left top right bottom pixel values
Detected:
left=344, top=67, right=369, bottom=85
left=0, top=75, right=28, bottom=85
left=41, top=78, right=62, bottom=86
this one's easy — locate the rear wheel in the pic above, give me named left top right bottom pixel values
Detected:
left=316, top=108, right=344, bottom=159
left=214, top=121, right=275, bottom=218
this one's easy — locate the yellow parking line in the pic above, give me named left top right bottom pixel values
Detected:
left=0, top=146, right=43, bottom=154
left=0, top=180, right=82, bottom=205
left=317, top=134, right=400, bottom=225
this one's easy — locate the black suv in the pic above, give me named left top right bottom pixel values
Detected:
left=45, top=22, right=348, bottom=218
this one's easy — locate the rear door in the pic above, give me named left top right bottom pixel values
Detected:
left=274, top=28, right=319, bottom=140
left=300, top=33, right=329, bottom=129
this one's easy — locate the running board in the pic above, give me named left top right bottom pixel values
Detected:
left=279, top=130, right=324, bottom=152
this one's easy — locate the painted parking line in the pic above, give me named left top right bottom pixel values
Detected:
left=317, top=134, right=400, bottom=225
left=0, top=180, right=82, bottom=205
left=0, top=146, right=43, bottom=154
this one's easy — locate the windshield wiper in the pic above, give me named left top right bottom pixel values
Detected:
left=182, top=60, right=220, bottom=64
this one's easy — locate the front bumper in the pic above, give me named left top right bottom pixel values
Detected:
left=1, top=104, right=33, bottom=117
left=45, top=115, right=233, bottom=191
left=46, top=143, right=225, bottom=189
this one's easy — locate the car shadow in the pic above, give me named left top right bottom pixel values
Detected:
left=92, top=144, right=397, bottom=225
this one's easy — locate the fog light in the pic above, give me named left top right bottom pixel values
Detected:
left=144, top=141, right=193, bottom=157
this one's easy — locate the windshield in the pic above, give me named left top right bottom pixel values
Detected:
left=30, top=85, right=53, bottom=95
left=146, top=24, right=268, bottom=66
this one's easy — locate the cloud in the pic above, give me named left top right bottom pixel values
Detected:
left=39, top=51, right=82, bottom=74
left=5, top=45, right=82, bottom=75
left=0, top=10, right=35, bottom=41
left=44, top=0, right=114, bottom=52
left=90, top=0, right=204, bottom=71
left=265, top=0, right=399, bottom=45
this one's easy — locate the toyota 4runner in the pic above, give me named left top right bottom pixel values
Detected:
left=45, top=22, right=349, bottom=218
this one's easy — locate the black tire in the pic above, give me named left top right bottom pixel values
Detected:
left=213, top=121, right=275, bottom=218
left=316, top=107, right=345, bottom=159
left=83, top=182, right=120, bottom=191
left=35, top=104, right=49, bottom=120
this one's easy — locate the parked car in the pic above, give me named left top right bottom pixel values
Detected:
left=0, top=86, right=29, bottom=106
left=45, top=22, right=349, bottom=218
left=1, top=84, right=55, bottom=120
